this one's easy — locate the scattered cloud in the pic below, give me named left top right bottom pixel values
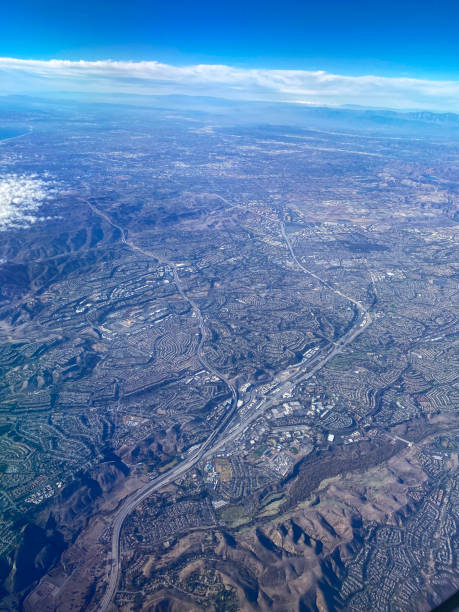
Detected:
left=0, top=174, right=56, bottom=230
left=1, top=57, right=459, bottom=112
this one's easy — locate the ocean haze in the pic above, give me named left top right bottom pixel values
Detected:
left=1, top=1, right=458, bottom=609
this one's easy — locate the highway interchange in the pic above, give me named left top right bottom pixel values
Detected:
left=96, top=212, right=372, bottom=611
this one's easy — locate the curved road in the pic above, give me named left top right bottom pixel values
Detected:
left=88, top=201, right=239, bottom=611
left=96, top=211, right=372, bottom=612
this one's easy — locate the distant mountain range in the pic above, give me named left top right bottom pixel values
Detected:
left=2, top=93, right=459, bottom=137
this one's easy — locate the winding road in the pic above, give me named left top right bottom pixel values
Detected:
left=93, top=205, right=372, bottom=611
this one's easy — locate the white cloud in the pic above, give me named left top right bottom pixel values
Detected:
left=1, top=57, right=459, bottom=112
left=0, top=174, right=56, bottom=230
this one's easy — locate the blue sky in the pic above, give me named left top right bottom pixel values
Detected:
left=2, top=0, right=459, bottom=111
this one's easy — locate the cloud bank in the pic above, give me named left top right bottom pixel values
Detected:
left=1, top=57, right=459, bottom=112
left=0, top=174, right=56, bottom=230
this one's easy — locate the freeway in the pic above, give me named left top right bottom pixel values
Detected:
left=97, top=214, right=372, bottom=612
left=280, top=222, right=367, bottom=314
left=87, top=201, right=240, bottom=611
